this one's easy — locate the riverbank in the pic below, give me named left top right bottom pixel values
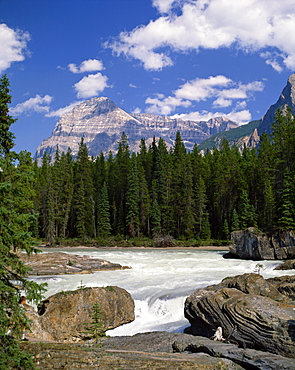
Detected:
left=38, top=245, right=229, bottom=251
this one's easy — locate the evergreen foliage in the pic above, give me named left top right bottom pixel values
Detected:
left=84, top=302, right=107, bottom=343
left=28, top=107, right=295, bottom=243
left=0, top=75, right=46, bottom=369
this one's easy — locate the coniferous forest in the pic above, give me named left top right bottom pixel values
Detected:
left=30, top=108, right=295, bottom=245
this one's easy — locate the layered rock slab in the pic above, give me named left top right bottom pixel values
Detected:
left=184, top=273, right=295, bottom=358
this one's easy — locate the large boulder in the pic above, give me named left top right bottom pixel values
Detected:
left=27, top=286, right=134, bottom=342
left=184, top=273, right=295, bottom=358
left=228, top=228, right=295, bottom=260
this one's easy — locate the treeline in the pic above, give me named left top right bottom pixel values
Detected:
left=29, top=109, right=295, bottom=244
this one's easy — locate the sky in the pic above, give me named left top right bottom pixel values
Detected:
left=1, top=0, right=295, bottom=155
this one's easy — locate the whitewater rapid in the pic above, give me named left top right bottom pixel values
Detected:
left=32, top=248, right=295, bottom=336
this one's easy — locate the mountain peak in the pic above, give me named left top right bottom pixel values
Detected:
left=259, top=73, right=295, bottom=135
left=34, top=97, right=239, bottom=162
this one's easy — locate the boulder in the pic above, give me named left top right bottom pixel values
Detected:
left=184, top=273, right=295, bottom=358
left=20, top=251, right=130, bottom=275
left=275, top=259, right=295, bottom=270
left=228, top=228, right=295, bottom=260
left=27, top=286, right=135, bottom=342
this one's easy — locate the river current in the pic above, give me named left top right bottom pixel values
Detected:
left=32, top=248, right=295, bottom=336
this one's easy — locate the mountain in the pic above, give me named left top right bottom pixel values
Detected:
left=258, top=73, right=295, bottom=135
left=199, top=73, right=295, bottom=151
left=198, top=120, right=260, bottom=152
left=34, top=97, right=239, bottom=160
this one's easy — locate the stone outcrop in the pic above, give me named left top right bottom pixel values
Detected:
left=184, top=273, right=295, bottom=358
left=23, top=332, right=295, bottom=370
left=227, top=228, right=295, bottom=260
left=20, top=251, right=130, bottom=275
left=27, top=286, right=135, bottom=342
left=34, top=97, right=239, bottom=162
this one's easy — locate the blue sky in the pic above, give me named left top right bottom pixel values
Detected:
left=1, top=0, right=295, bottom=155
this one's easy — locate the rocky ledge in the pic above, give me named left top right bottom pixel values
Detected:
left=184, top=273, right=295, bottom=359
left=24, top=331, right=295, bottom=370
left=20, top=252, right=130, bottom=275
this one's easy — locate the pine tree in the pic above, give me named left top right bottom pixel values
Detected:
left=72, top=139, right=95, bottom=238
left=97, top=182, right=111, bottom=237
left=126, top=153, right=140, bottom=237
left=0, top=75, right=46, bottom=369
left=277, top=168, right=295, bottom=230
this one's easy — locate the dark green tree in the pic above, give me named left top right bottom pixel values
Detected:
left=126, top=153, right=140, bottom=237
left=277, top=168, right=295, bottom=230
left=0, top=75, right=46, bottom=369
left=97, top=182, right=111, bottom=237
left=72, top=139, right=95, bottom=238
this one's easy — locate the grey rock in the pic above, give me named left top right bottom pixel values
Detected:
left=184, top=273, right=295, bottom=358
left=229, top=228, right=295, bottom=260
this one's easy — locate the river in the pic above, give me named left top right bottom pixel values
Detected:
left=32, top=248, right=295, bottom=336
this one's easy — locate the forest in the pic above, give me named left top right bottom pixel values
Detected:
left=27, top=108, right=295, bottom=245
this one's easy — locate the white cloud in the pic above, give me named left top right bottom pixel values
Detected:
left=146, top=94, right=191, bottom=115
left=152, top=0, right=177, bottom=13
left=10, top=95, right=52, bottom=116
left=73, top=72, right=109, bottom=98
left=175, top=75, right=232, bottom=101
left=68, top=59, right=104, bottom=73
left=0, top=23, right=30, bottom=73
left=145, top=75, right=264, bottom=115
left=46, top=101, right=81, bottom=117
left=132, top=107, right=142, bottom=114
left=213, top=97, right=232, bottom=108
left=109, top=0, right=295, bottom=71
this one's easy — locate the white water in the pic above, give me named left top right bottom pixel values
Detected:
left=31, top=248, right=295, bottom=337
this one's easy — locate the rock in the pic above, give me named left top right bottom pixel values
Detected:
left=228, top=228, right=295, bottom=260
left=172, top=334, right=295, bottom=370
left=27, top=286, right=135, bottom=342
left=24, top=339, right=244, bottom=370
left=184, top=273, right=295, bottom=358
left=275, top=259, right=295, bottom=270
left=267, top=275, right=295, bottom=300
left=20, top=251, right=130, bottom=275
left=23, top=332, right=295, bottom=369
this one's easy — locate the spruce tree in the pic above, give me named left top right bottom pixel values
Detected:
left=97, top=182, right=111, bottom=237
left=0, top=75, right=46, bottom=369
left=72, top=139, right=95, bottom=238
left=126, top=153, right=140, bottom=237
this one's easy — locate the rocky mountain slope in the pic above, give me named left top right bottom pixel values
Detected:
left=34, top=97, right=239, bottom=161
left=199, top=73, right=295, bottom=151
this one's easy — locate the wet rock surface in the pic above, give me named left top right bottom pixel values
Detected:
left=20, top=251, right=130, bottom=275
left=184, top=273, right=295, bottom=358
